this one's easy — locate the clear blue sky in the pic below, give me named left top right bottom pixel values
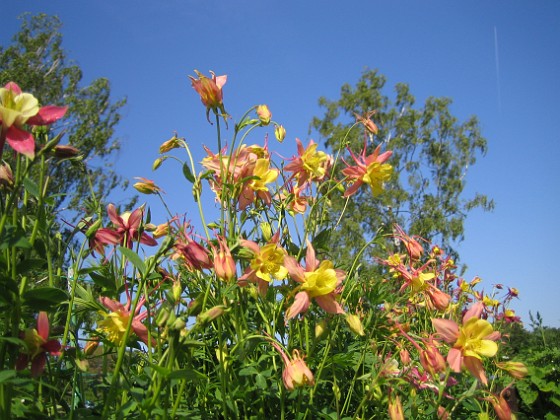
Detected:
left=3, top=1, right=560, bottom=327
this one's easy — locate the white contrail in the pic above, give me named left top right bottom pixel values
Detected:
left=494, top=26, right=502, bottom=113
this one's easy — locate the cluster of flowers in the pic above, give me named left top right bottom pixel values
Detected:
left=7, top=73, right=525, bottom=419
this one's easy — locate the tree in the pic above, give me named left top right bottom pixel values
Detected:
left=311, top=69, right=493, bottom=264
left=0, top=13, right=129, bottom=217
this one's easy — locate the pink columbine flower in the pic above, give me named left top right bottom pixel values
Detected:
left=0, top=82, right=67, bottom=159
left=16, top=312, right=61, bottom=377
left=97, top=296, right=154, bottom=346
left=189, top=70, right=227, bottom=124
left=432, top=302, right=501, bottom=385
left=342, top=143, right=392, bottom=198
left=95, top=204, right=157, bottom=250
left=284, top=240, right=345, bottom=321
left=284, top=138, right=332, bottom=188
left=265, top=335, right=314, bottom=391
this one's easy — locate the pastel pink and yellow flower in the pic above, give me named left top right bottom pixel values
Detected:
left=432, top=302, right=500, bottom=385
left=284, top=241, right=345, bottom=321
left=189, top=70, right=227, bottom=123
left=342, top=144, right=392, bottom=197
left=0, top=82, right=67, bottom=158
left=284, top=138, right=332, bottom=187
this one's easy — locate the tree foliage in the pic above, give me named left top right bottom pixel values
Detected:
left=311, top=69, right=494, bottom=263
left=0, top=13, right=129, bottom=216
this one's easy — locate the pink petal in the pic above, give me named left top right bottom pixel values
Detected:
left=447, top=348, right=462, bottom=373
left=140, top=232, right=158, bottom=246
left=26, top=105, right=68, bottom=125
left=432, top=318, right=459, bottom=343
left=214, top=75, right=227, bottom=89
left=42, top=339, right=61, bottom=356
left=5, top=126, right=35, bottom=158
left=4, top=82, right=22, bottom=94
left=315, top=295, right=345, bottom=314
left=305, top=240, right=318, bottom=271
left=95, top=228, right=122, bottom=245
left=100, top=296, right=126, bottom=313
left=463, top=302, right=484, bottom=323
left=106, top=204, right=123, bottom=226
left=239, top=239, right=260, bottom=254
left=286, top=291, right=310, bottom=321
left=37, top=312, right=50, bottom=340
left=127, top=207, right=143, bottom=229
left=284, top=255, right=305, bottom=283
left=463, top=356, right=487, bottom=385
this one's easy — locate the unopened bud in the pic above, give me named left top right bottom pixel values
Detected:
left=0, top=163, right=14, bottom=189
left=346, top=314, right=365, bottom=336
left=159, top=135, right=182, bottom=153
left=133, top=177, right=162, bottom=195
left=152, top=157, right=166, bottom=170
left=495, top=361, right=528, bottom=379
left=84, top=338, right=100, bottom=356
left=256, top=105, right=272, bottom=126
left=153, top=223, right=169, bottom=239
left=197, top=305, right=226, bottom=325
left=260, top=222, right=272, bottom=242
left=274, top=124, right=286, bottom=142
left=54, top=144, right=80, bottom=159
left=315, top=319, right=328, bottom=339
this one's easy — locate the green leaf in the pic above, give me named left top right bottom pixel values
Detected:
left=182, top=162, right=195, bottom=183
left=168, top=368, right=207, bottom=381
left=23, top=177, right=40, bottom=198
left=22, top=287, right=68, bottom=311
left=0, top=370, right=16, bottom=384
left=89, top=272, right=116, bottom=291
left=118, top=246, right=146, bottom=275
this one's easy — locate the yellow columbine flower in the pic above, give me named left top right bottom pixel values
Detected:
left=97, top=311, right=130, bottom=346
left=301, top=260, right=338, bottom=298
left=363, top=160, right=393, bottom=196
left=249, top=158, right=278, bottom=192
left=301, top=143, right=328, bottom=180
left=410, top=272, right=435, bottom=293
left=0, top=85, right=39, bottom=127
left=456, top=317, right=498, bottom=360
left=251, top=243, right=288, bottom=283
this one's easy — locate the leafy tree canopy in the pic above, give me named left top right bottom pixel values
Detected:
left=311, top=69, right=494, bottom=264
left=0, top=13, right=130, bottom=217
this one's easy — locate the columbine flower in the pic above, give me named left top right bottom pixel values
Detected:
left=432, top=302, right=500, bottom=385
left=342, top=143, right=392, bottom=198
left=284, top=240, right=345, bottom=321
left=16, top=312, right=61, bottom=377
left=266, top=336, right=314, bottom=391
left=97, top=296, right=153, bottom=346
left=284, top=138, right=332, bottom=187
left=238, top=232, right=288, bottom=295
left=0, top=82, right=67, bottom=159
left=393, top=224, right=424, bottom=260
left=188, top=70, right=227, bottom=123
left=354, top=110, right=379, bottom=135
left=94, top=204, right=157, bottom=250
left=238, top=157, right=279, bottom=210
left=274, top=124, right=286, bottom=142
left=212, top=235, right=237, bottom=282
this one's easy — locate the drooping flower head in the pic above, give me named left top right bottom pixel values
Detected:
left=432, top=302, right=500, bottom=385
left=284, top=240, right=345, bottom=321
left=342, top=143, right=393, bottom=198
left=265, top=334, right=314, bottom=391
left=0, top=82, right=67, bottom=158
left=189, top=70, right=227, bottom=124
left=16, top=312, right=61, bottom=377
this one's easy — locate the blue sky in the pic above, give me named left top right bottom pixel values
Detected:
left=3, top=1, right=560, bottom=327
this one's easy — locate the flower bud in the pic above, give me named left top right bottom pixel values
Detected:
left=0, top=163, right=14, bottom=189
left=152, top=157, right=166, bottom=170
left=159, top=135, right=182, bottom=153
left=153, top=223, right=169, bottom=239
left=84, top=338, right=100, bottom=356
left=388, top=394, right=404, bottom=420
left=260, top=222, right=272, bottom=242
left=346, top=314, right=365, bottom=336
left=256, top=105, right=272, bottom=126
left=133, top=177, right=162, bottom=194
left=197, top=305, right=226, bottom=325
left=54, top=144, right=80, bottom=159
left=315, top=319, right=328, bottom=339
left=283, top=350, right=314, bottom=391
left=274, top=124, right=286, bottom=142
left=495, top=361, right=528, bottom=379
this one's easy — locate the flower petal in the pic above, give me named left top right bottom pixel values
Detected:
left=315, top=295, right=345, bottom=314
left=27, top=105, right=68, bottom=125
left=5, top=125, right=35, bottom=158
left=432, top=318, right=459, bottom=343
left=37, top=311, right=50, bottom=341
left=286, top=291, right=310, bottom=321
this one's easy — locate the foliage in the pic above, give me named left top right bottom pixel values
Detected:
left=0, top=72, right=525, bottom=419
left=0, top=13, right=129, bottom=215
left=502, top=313, right=560, bottom=419
left=311, top=69, right=494, bottom=264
